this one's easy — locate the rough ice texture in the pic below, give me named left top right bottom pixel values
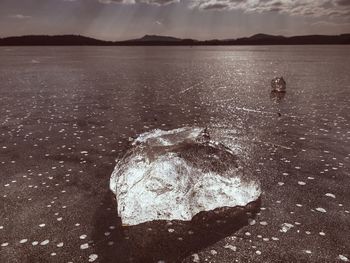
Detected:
left=110, top=127, right=261, bottom=226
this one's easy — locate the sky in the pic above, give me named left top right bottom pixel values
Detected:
left=0, top=0, right=349, bottom=40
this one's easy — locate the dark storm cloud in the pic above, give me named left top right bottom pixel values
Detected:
left=202, top=3, right=229, bottom=10
left=336, top=0, right=350, bottom=5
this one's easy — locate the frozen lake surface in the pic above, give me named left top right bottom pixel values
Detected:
left=0, top=46, right=350, bottom=262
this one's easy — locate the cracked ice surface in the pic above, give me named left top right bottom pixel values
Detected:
left=110, top=127, right=261, bottom=226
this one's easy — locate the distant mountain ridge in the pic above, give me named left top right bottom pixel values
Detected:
left=0, top=35, right=110, bottom=46
left=135, top=35, right=183, bottom=42
left=247, top=33, right=286, bottom=40
left=0, top=33, right=349, bottom=46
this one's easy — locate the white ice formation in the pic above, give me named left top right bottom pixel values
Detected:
left=110, top=127, right=261, bottom=226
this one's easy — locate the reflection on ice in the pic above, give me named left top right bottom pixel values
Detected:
left=270, top=90, right=286, bottom=103
left=110, top=127, right=261, bottom=226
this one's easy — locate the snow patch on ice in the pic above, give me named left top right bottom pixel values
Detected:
left=280, top=223, right=294, bottom=233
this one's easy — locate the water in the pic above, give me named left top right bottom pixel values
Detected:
left=0, top=46, right=350, bottom=262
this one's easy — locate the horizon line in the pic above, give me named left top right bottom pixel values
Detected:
left=1, top=32, right=350, bottom=42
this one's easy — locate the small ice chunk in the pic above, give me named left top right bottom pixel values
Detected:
left=271, top=77, right=286, bottom=92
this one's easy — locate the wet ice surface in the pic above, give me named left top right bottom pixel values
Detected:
left=0, top=46, right=350, bottom=262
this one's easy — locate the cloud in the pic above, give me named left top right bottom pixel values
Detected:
left=9, top=14, right=32, bottom=19
left=94, top=0, right=350, bottom=19
left=336, top=0, right=350, bottom=6
left=98, top=0, right=129, bottom=3
left=94, top=0, right=350, bottom=18
left=189, top=0, right=350, bottom=18
left=97, top=0, right=179, bottom=5
left=311, top=20, right=350, bottom=33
